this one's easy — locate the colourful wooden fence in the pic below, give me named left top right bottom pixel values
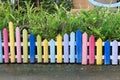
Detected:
left=0, top=22, right=120, bottom=65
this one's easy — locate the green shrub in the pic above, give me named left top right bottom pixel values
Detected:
left=0, top=1, right=120, bottom=41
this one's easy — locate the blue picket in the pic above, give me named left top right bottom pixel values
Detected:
left=76, top=30, right=82, bottom=63
left=0, top=31, right=3, bottom=63
left=63, top=34, right=69, bottom=63
left=50, top=39, right=55, bottom=63
left=112, top=40, right=118, bottom=65
left=104, top=40, right=110, bottom=65
left=30, top=34, right=35, bottom=63
left=69, top=32, right=75, bottom=63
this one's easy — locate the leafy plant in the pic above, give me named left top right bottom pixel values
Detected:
left=0, top=1, right=120, bottom=41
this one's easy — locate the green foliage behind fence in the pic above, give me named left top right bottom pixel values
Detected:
left=0, top=1, right=120, bottom=41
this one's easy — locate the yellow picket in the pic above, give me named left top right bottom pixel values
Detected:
left=56, top=35, right=62, bottom=63
left=9, top=22, right=15, bottom=63
left=37, top=35, right=42, bottom=63
left=23, top=29, right=28, bottom=63
left=43, top=39, right=48, bottom=63
left=96, top=38, right=103, bottom=65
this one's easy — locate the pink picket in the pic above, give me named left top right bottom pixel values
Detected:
left=89, top=35, right=95, bottom=64
left=3, top=28, right=9, bottom=63
left=82, top=32, right=88, bottom=65
left=16, top=27, right=22, bottom=63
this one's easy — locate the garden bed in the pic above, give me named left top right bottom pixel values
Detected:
left=0, top=1, right=120, bottom=65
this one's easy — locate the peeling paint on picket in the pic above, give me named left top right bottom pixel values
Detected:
left=0, top=22, right=120, bottom=65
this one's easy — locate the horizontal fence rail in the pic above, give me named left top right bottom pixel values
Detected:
left=0, top=22, right=120, bottom=65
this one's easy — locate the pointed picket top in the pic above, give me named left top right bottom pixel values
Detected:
left=16, top=27, right=20, bottom=36
left=76, top=30, right=82, bottom=35
left=16, top=27, right=20, bottom=31
left=56, top=34, right=62, bottom=44
left=64, top=33, right=68, bottom=39
left=37, top=35, right=41, bottom=40
left=70, top=32, right=75, bottom=40
left=9, top=22, right=13, bottom=28
left=96, top=38, right=102, bottom=44
left=70, top=32, right=75, bottom=36
left=64, top=33, right=68, bottom=36
left=105, top=40, right=110, bottom=43
left=113, top=40, right=118, bottom=43
left=70, top=32, right=75, bottom=42
left=104, top=40, right=110, bottom=46
left=3, top=28, right=7, bottom=31
left=83, top=32, right=87, bottom=36
left=23, top=29, right=27, bottom=33
left=89, top=35, right=95, bottom=39
left=57, top=34, right=62, bottom=38
left=97, top=38, right=102, bottom=41
left=89, top=35, right=95, bottom=43
left=49, top=39, right=55, bottom=45
left=76, top=29, right=82, bottom=34
left=50, top=39, right=55, bottom=43
left=3, top=27, right=8, bottom=34
left=64, top=33, right=68, bottom=38
left=43, top=39, right=48, bottom=43
left=82, top=32, right=88, bottom=41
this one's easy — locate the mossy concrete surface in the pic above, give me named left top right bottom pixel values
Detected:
left=0, top=64, right=120, bottom=80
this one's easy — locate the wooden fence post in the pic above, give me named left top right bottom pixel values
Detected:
left=30, top=34, right=35, bottom=63
left=50, top=39, right=55, bottom=63
left=23, top=29, right=28, bottom=63
left=96, top=38, right=103, bottom=65
left=76, top=30, right=82, bottom=63
left=69, top=32, right=75, bottom=63
left=56, top=35, right=62, bottom=63
left=43, top=39, right=49, bottom=63
left=104, top=40, right=110, bottom=65
left=63, top=34, right=69, bottom=63
left=37, top=35, right=42, bottom=63
left=9, top=22, right=15, bottom=63
left=16, top=27, right=22, bottom=63
left=112, top=40, right=118, bottom=65
left=3, top=28, right=9, bottom=63
left=89, top=35, right=95, bottom=64
left=82, top=32, right=88, bottom=65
